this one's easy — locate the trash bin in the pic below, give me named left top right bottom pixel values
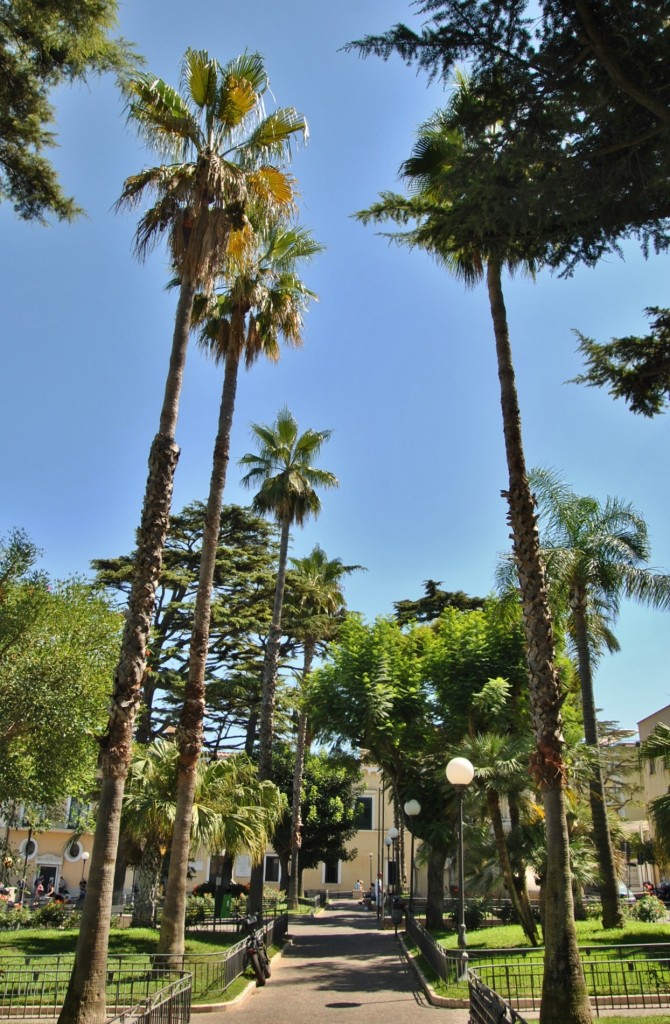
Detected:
left=391, top=897, right=405, bottom=925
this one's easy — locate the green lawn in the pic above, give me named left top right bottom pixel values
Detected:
left=410, top=919, right=670, bottom=1005
left=0, top=927, right=258, bottom=1005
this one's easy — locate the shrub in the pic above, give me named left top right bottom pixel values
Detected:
left=185, top=893, right=214, bottom=926
left=32, top=901, right=70, bottom=928
left=462, top=898, right=487, bottom=932
left=0, top=905, right=33, bottom=929
left=629, top=894, right=667, bottom=923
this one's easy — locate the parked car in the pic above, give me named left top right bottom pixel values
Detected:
left=585, top=882, right=636, bottom=905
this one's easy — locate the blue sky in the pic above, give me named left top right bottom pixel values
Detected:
left=2, top=1, right=668, bottom=734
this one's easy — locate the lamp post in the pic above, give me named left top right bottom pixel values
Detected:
left=403, top=799, right=421, bottom=915
left=383, top=836, right=392, bottom=923
left=369, top=852, right=373, bottom=890
left=446, top=757, right=475, bottom=980
left=80, top=851, right=90, bottom=882
left=386, top=827, right=399, bottom=895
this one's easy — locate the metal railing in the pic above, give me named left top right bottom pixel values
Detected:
left=405, top=911, right=461, bottom=984
left=470, top=952, right=670, bottom=1016
left=107, top=974, right=191, bottom=1024
left=0, top=913, right=288, bottom=1017
left=0, top=959, right=185, bottom=1020
left=469, top=971, right=530, bottom=1024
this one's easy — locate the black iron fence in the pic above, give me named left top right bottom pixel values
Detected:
left=107, top=974, right=192, bottom=1024
left=468, top=971, right=530, bottom=1024
left=0, top=912, right=288, bottom=1018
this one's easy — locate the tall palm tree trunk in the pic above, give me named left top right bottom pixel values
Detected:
left=131, top=843, right=163, bottom=928
left=249, top=517, right=291, bottom=914
left=486, top=260, right=591, bottom=1024
left=157, top=338, right=242, bottom=959
left=486, top=790, right=539, bottom=945
left=288, top=641, right=315, bottom=906
left=258, top=518, right=291, bottom=780
left=58, top=276, right=196, bottom=1024
left=571, top=589, right=623, bottom=929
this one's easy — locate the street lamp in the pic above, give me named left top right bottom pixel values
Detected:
left=386, top=827, right=399, bottom=895
left=446, top=757, right=475, bottom=980
left=80, top=851, right=90, bottom=882
left=383, top=836, right=392, bottom=921
left=403, top=799, right=421, bottom=915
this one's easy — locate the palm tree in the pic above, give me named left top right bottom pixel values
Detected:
left=59, top=51, right=305, bottom=1024
left=157, top=221, right=322, bottom=957
left=240, top=409, right=337, bottom=912
left=522, top=471, right=670, bottom=927
left=356, top=80, right=591, bottom=1023
left=459, top=732, right=539, bottom=945
left=123, top=740, right=283, bottom=927
left=284, top=546, right=363, bottom=905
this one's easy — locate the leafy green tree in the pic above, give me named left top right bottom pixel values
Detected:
left=239, top=408, right=337, bottom=913
left=572, top=308, right=670, bottom=417
left=0, top=531, right=121, bottom=805
left=0, top=0, right=137, bottom=222
left=123, top=740, right=284, bottom=927
left=271, top=743, right=363, bottom=895
left=282, top=546, right=363, bottom=904
left=62, top=50, right=305, bottom=1024
left=355, top=78, right=589, bottom=1019
left=309, top=602, right=531, bottom=929
left=516, top=469, right=670, bottom=928
left=159, top=219, right=321, bottom=958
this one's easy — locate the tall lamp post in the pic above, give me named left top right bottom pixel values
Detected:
left=386, top=827, right=399, bottom=895
left=80, top=851, right=90, bottom=882
left=446, top=757, right=475, bottom=980
left=403, top=799, right=421, bottom=915
left=383, top=835, right=392, bottom=923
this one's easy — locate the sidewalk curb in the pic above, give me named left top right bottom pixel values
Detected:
left=397, top=933, right=469, bottom=1010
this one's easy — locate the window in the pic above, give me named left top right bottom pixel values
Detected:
left=264, top=855, right=280, bottom=883
left=354, top=795, right=373, bottom=831
left=64, top=841, right=82, bottom=862
left=324, top=861, right=340, bottom=885
left=19, top=838, right=37, bottom=859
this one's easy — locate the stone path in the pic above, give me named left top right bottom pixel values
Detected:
left=199, top=899, right=470, bottom=1023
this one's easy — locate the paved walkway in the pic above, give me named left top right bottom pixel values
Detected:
left=202, top=899, right=469, bottom=1023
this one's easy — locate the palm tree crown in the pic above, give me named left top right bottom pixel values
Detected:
left=117, top=49, right=307, bottom=289
left=240, top=408, right=338, bottom=527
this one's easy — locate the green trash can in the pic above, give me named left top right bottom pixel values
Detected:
left=214, top=889, right=233, bottom=918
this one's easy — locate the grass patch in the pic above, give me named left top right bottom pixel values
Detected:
left=0, top=927, right=255, bottom=1005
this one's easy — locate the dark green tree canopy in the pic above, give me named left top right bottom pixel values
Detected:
left=0, top=0, right=137, bottom=221
left=271, top=743, right=363, bottom=874
left=349, top=1, right=670, bottom=269
left=393, top=578, right=484, bottom=626
left=572, top=307, right=670, bottom=417
left=93, top=502, right=283, bottom=748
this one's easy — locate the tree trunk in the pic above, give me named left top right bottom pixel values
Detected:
left=425, top=844, right=447, bottom=930
left=157, top=338, right=242, bottom=959
left=486, top=790, right=538, bottom=945
left=486, top=260, right=591, bottom=1024
left=131, top=844, right=162, bottom=928
left=57, top=276, right=195, bottom=1024
left=508, top=791, right=540, bottom=941
left=288, top=642, right=314, bottom=907
left=571, top=589, right=623, bottom=929
left=257, top=518, right=291, bottom=781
